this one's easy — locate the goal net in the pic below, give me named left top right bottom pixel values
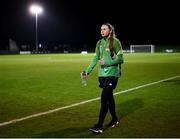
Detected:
left=130, top=44, right=155, bottom=53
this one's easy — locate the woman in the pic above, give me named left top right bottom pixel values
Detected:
left=82, top=23, right=124, bottom=133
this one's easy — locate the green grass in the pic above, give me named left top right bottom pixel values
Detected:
left=0, top=53, right=180, bottom=137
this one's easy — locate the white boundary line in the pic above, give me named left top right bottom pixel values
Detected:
left=0, top=75, right=180, bottom=127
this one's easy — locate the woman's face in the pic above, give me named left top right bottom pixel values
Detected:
left=101, top=25, right=111, bottom=38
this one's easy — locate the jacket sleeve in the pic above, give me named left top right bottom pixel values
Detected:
left=85, top=41, right=100, bottom=74
left=105, top=39, right=124, bottom=66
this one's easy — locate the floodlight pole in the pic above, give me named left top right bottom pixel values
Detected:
left=35, top=13, right=38, bottom=51
left=30, top=4, right=43, bottom=52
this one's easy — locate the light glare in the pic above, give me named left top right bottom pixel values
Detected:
left=30, top=5, right=43, bottom=14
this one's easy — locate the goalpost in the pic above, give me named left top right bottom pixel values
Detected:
left=130, top=44, right=155, bottom=53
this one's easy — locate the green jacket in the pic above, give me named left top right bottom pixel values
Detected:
left=86, top=37, right=124, bottom=77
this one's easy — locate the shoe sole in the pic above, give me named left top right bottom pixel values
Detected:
left=89, top=128, right=103, bottom=133
left=110, top=121, right=119, bottom=128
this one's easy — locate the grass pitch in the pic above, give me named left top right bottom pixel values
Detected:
left=0, top=53, right=180, bottom=137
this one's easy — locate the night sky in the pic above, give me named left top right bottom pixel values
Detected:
left=0, top=0, right=180, bottom=48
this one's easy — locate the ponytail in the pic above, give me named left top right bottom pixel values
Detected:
left=102, top=23, right=116, bottom=51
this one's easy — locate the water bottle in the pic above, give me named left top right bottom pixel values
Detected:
left=81, top=71, right=87, bottom=86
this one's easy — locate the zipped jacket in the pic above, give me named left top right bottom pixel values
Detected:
left=86, top=37, right=124, bottom=77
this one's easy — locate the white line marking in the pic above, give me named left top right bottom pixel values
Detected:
left=0, top=75, right=180, bottom=127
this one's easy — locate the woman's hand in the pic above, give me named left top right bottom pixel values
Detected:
left=81, top=71, right=87, bottom=79
left=98, top=59, right=105, bottom=65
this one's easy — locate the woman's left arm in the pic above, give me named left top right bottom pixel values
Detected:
left=105, top=39, right=124, bottom=66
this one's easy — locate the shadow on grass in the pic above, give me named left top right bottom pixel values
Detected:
left=37, top=126, right=101, bottom=138
left=117, top=98, right=144, bottom=119
left=163, top=79, right=180, bottom=85
left=37, top=98, right=144, bottom=138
